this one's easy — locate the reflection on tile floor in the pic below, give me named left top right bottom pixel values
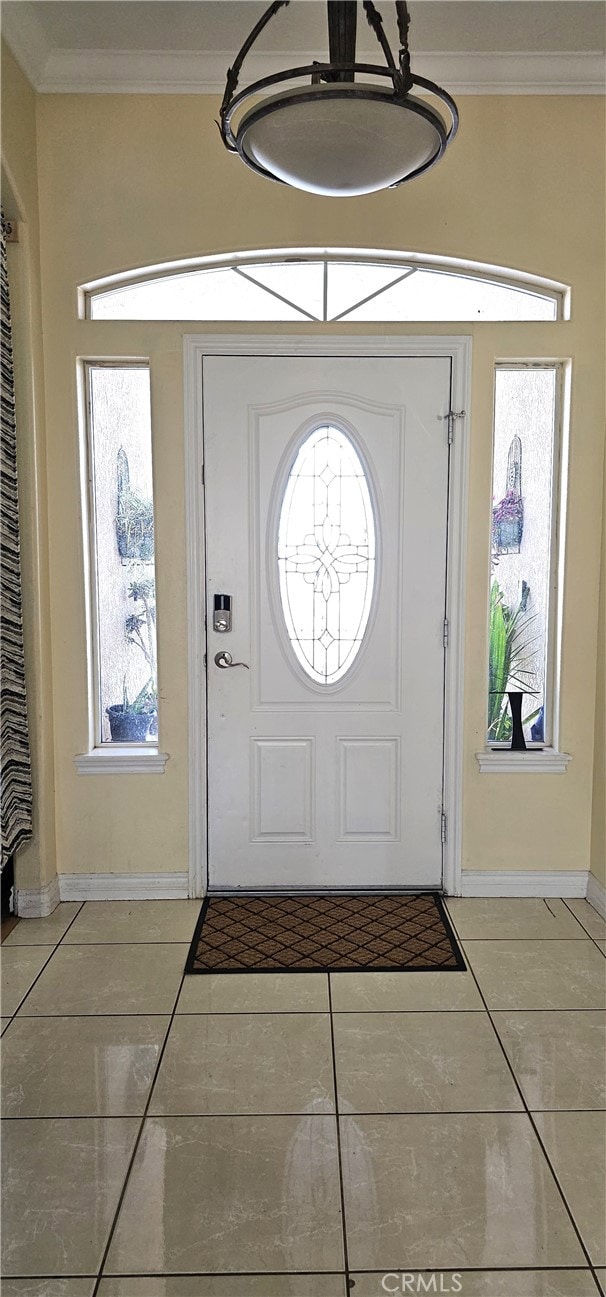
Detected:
left=340, top=1111, right=585, bottom=1270
left=149, top=1012, right=335, bottom=1115
left=1, top=1116, right=139, bottom=1276
left=533, top=1111, right=606, bottom=1265
left=1, top=897, right=605, bottom=1290
left=491, top=1009, right=606, bottom=1110
left=106, top=1115, right=344, bottom=1274
left=1, top=1015, right=170, bottom=1117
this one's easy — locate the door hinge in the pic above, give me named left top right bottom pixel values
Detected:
left=201, top=463, right=205, bottom=486
left=439, top=409, right=466, bottom=444
left=441, top=811, right=447, bottom=844
left=443, top=617, right=449, bottom=648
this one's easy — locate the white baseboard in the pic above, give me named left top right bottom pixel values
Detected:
left=58, top=872, right=190, bottom=901
left=16, top=875, right=61, bottom=917
left=460, top=869, right=589, bottom=898
left=586, top=872, right=606, bottom=919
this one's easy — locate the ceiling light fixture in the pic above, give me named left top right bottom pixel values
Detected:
left=219, top=0, right=458, bottom=198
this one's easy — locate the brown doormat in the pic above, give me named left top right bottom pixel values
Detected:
left=185, top=892, right=465, bottom=974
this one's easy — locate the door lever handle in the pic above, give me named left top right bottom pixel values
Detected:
left=214, top=651, right=249, bottom=670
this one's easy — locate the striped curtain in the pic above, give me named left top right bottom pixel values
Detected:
left=1, top=210, right=32, bottom=867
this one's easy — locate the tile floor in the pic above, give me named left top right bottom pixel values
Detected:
left=1, top=896, right=605, bottom=1297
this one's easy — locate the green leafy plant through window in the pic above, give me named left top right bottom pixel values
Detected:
left=488, top=578, right=539, bottom=742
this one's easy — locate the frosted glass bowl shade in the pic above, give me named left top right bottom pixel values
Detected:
left=235, top=84, right=448, bottom=197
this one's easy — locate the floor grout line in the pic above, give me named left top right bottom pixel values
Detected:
left=7, top=1005, right=606, bottom=1022
left=8, top=932, right=603, bottom=943
left=4, top=1105, right=606, bottom=1125
left=4, top=1106, right=606, bottom=1121
left=327, top=971, right=352, bottom=1292
left=5, top=1266, right=603, bottom=1276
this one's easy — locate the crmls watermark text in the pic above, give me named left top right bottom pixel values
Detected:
left=381, top=1275, right=463, bottom=1294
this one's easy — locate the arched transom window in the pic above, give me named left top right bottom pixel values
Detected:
left=83, top=251, right=566, bottom=322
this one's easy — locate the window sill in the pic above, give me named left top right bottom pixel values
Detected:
left=74, top=747, right=169, bottom=775
left=476, top=748, right=570, bottom=774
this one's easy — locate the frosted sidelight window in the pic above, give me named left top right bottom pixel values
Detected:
left=85, top=364, right=158, bottom=744
left=487, top=365, right=561, bottom=746
left=278, top=425, right=376, bottom=684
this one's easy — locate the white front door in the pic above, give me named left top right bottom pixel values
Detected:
left=203, top=354, right=451, bottom=890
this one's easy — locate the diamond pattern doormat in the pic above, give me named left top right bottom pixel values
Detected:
left=185, top=892, right=465, bottom=974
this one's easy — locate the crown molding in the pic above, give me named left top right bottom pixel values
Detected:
left=8, top=46, right=603, bottom=96
left=1, top=4, right=52, bottom=89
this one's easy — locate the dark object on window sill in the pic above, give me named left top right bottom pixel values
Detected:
left=106, top=704, right=154, bottom=743
left=507, top=691, right=527, bottom=750
left=531, top=705, right=545, bottom=742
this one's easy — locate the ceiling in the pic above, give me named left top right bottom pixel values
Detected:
left=3, top=1, right=605, bottom=94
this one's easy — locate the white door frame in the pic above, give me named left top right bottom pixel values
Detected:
left=183, top=334, right=471, bottom=899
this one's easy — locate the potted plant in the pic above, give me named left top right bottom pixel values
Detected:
left=106, top=577, right=158, bottom=741
left=114, top=446, right=155, bottom=562
left=125, top=575, right=157, bottom=733
left=492, top=490, right=524, bottom=554
left=106, top=679, right=157, bottom=742
left=115, top=488, right=154, bottom=562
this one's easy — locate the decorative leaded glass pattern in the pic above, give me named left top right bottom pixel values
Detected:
left=278, top=425, right=376, bottom=684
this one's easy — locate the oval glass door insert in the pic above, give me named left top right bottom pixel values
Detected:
left=277, top=425, right=376, bottom=684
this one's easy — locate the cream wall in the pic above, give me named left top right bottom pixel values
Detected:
left=1, top=43, right=57, bottom=892
left=3, top=57, right=605, bottom=889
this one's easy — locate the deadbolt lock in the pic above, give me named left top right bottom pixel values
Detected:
left=213, top=593, right=232, bottom=632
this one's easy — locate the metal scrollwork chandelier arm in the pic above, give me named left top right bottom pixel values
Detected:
left=362, top=2, right=399, bottom=77
left=219, top=0, right=291, bottom=139
left=395, top=0, right=414, bottom=92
